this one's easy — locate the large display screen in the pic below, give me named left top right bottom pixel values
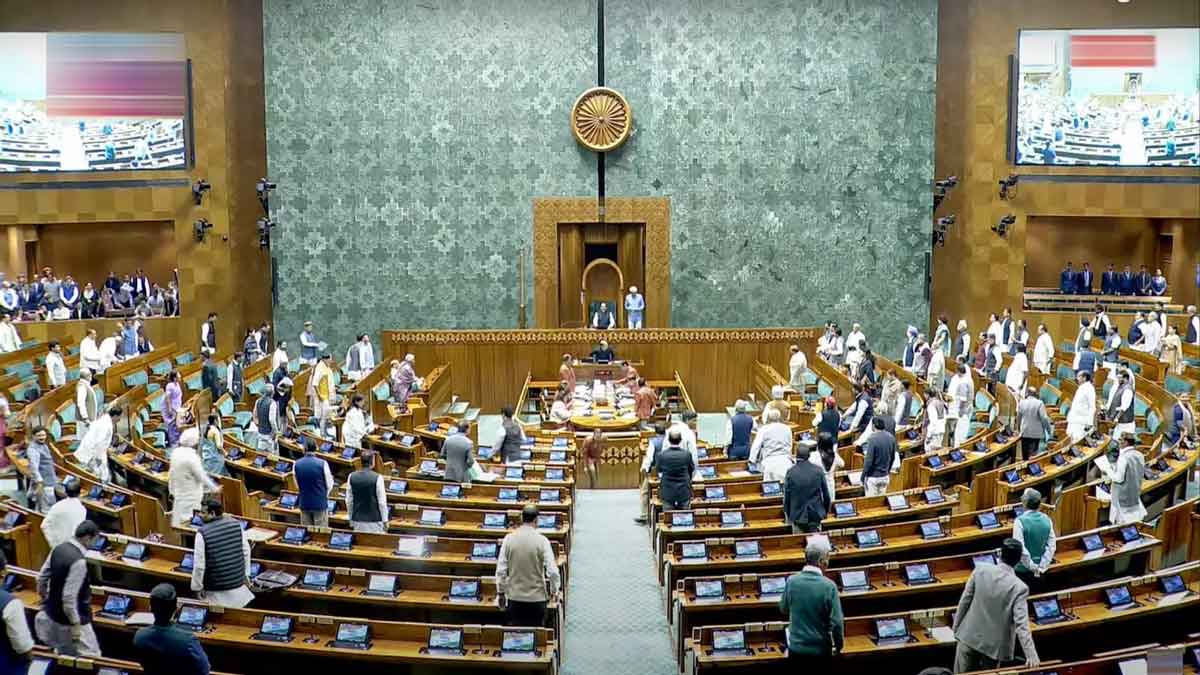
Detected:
left=1014, top=28, right=1199, bottom=167
left=0, top=33, right=188, bottom=173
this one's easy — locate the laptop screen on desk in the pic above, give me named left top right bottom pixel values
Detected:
left=336, top=623, right=369, bottom=644
left=704, top=487, right=726, bottom=501
left=923, top=487, right=944, bottom=504
left=875, top=618, right=907, bottom=640
left=103, top=594, right=131, bottom=616
left=539, top=489, right=561, bottom=503
left=483, top=512, right=506, bottom=528
left=177, top=606, right=207, bottom=629
left=429, top=628, right=463, bottom=650
left=833, top=502, right=856, bottom=517
left=680, top=543, right=707, bottom=559
left=1105, top=586, right=1133, bottom=607
left=1161, top=574, right=1185, bottom=595
left=672, top=512, right=694, bottom=527
left=388, top=480, right=408, bottom=493
left=720, top=512, right=744, bottom=526
left=1032, top=598, right=1062, bottom=621
left=856, top=530, right=881, bottom=546
left=761, top=481, right=781, bottom=497
left=920, top=521, right=943, bottom=539
left=260, top=616, right=292, bottom=637
left=712, top=629, right=745, bottom=651
left=887, top=495, right=908, bottom=510
left=498, top=488, right=519, bottom=501
left=472, top=542, right=498, bottom=559
left=734, top=540, right=761, bottom=557
left=840, top=570, right=868, bottom=590
left=1081, top=534, right=1104, bottom=552
left=420, top=509, right=445, bottom=525
left=367, top=574, right=397, bottom=594
left=329, top=532, right=352, bottom=549
left=904, top=563, right=932, bottom=583
left=694, top=580, right=724, bottom=598
left=303, top=569, right=330, bottom=587
left=503, top=630, right=535, bottom=653
left=759, top=576, right=786, bottom=595
left=537, top=514, right=557, bottom=530
left=280, top=493, right=298, bottom=508
left=449, top=579, right=479, bottom=599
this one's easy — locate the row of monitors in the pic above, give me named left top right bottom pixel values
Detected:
left=707, top=575, right=1189, bottom=655
left=417, top=460, right=569, bottom=481
left=678, top=484, right=941, bottom=514
left=92, top=599, right=539, bottom=655
left=678, top=523, right=1145, bottom=561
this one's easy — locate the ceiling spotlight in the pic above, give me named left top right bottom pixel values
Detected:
left=193, top=218, right=214, bottom=242
left=192, top=179, right=211, bottom=206
left=993, top=214, right=1016, bottom=238
left=998, top=174, right=1019, bottom=200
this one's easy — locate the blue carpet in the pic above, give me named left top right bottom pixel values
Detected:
left=561, top=489, right=677, bottom=675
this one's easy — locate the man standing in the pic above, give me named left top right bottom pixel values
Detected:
left=1135, top=265, right=1152, bottom=296
left=1077, top=262, right=1093, bottom=295
left=860, top=417, right=897, bottom=496
left=295, top=439, right=335, bottom=527
left=1120, top=265, right=1135, bottom=296
left=634, top=425, right=667, bottom=524
left=45, top=341, right=67, bottom=388
left=495, top=406, right=528, bottom=464
left=749, top=408, right=794, bottom=482
left=726, top=400, right=755, bottom=461
left=342, top=394, right=374, bottom=450
left=1059, top=262, right=1076, bottom=295
left=656, top=431, right=695, bottom=510
left=496, top=505, right=560, bottom=627
left=1012, top=488, right=1056, bottom=588
left=344, top=451, right=388, bottom=533
left=133, top=584, right=211, bottom=675
left=558, top=354, right=576, bottom=392
left=200, top=354, right=223, bottom=402
left=168, top=435, right=217, bottom=529
left=1005, top=344, right=1030, bottom=398
left=272, top=341, right=290, bottom=372
left=1100, top=263, right=1116, bottom=295
left=35, top=520, right=103, bottom=656
left=41, top=479, right=86, bottom=550
left=225, top=352, right=244, bottom=403
left=1105, top=436, right=1146, bottom=525
left=311, top=353, right=336, bottom=434
left=1032, top=324, right=1054, bottom=375
left=953, top=320, right=971, bottom=363
left=1165, top=392, right=1195, bottom=448
left=200, top=313, right=217, bottom=357
left=1150, top=269, right=1168, bottom=296
left=0, top=314, right=20, bottom=353
left=762, top=385, right=791, bottom=424
left=190, top=498, right=254, bottom=608
left=75, top=408, right=120, bottom=484
left=80, top=329, right=102, bottom=373
left=788, top=345, right=809, bottom=391
left=951, top=538, right=1040, bottom=672
left=782, top=446, right=830, bottom=533
left=634, top=378, right=657, bottom=428
left=254, top=380, right=289, bottom=454
left=624, top=286, right=645, bottom=329
left=893, top=380, right=915, bottom=427
left=1105, top=370, right=1136, bottom=442
left=1186, top=305, right=1199, bottom=346
left=75, top=369, right=97, bottom=440
left=924, top=387, right=947, bottom=449
left=298, top=321, right=321, bottom=367
left=778, top=539, right=843, bottom=667
left=26, top=426, right=57, bottom=512
left=441, top=421, right=475, bottom=483
left=0, top=549, right=34, bottom=668
left=845, top=384, right=874, bottom=435
left=1016, top=387, right=1052, bottom=460
left=590, top=302, right=616, bottom=330
left=1066, top=371, right=1096, bottom=443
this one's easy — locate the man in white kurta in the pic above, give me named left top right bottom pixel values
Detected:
left=1065, top=371, right=1096, bottom=443
left=75, top=408, right=119, bottom=483
left=342, top=395, right=374, bottom=449
left=1004, top=345, right=1029, bottom=398
left=0, top=315, right=20, bottom=353
left=98, top=329, right=121, bottom=371
left=748, top=408, right=794, bottom=482
left=80, top=329, right=103, bottom=373
left=950, top=364, right=976, bottom=447
left=45, top=342, right=67, bottom=388
left=787, top=345, right=809, bottom=391
left=1105, top=437, right=1146, bottom=525
left=168, top=432, right=218, bottom=528
left=1137, top=312, right=1162, bottom=355
left=75, top=370, right=97, bottom=441
left=1032, top=324, right=1055, bottom=375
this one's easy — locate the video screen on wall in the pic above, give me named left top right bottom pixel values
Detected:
left=1014, top=28, right=1199, bottom=167
left=0, top=32, right=188, bottom=173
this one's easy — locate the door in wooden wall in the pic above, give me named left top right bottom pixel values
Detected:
left=556, top=222, right=645, bottom=328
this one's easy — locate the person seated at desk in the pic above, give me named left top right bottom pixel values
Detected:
left=591, top=302, right=616, bottom=330
left=133, top=584, right=211, bottom=675
left=1059, top=261, right=1076, bottom=294
left=590, top=340, right=615, bottom=364
left=1149, top=268, right=1167, bottom=296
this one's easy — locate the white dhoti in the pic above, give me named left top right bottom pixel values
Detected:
left=953, top=416, right=973, bottom=447
left=1113, top=422, right=1135, bottom=442
left=171, top=496, right=203, bottom=529
left=864, top=476, right=891, bottom=496
left=351, top=521, right=387, bottom=533
left=1110, top=499, right=1147, bottom=526
left=760, top=455, right=795, bottom=483
left=1066, top=422, right=1090, bottom=444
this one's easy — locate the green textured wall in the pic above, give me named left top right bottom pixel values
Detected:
left=264, top=0, right=937, bottom=356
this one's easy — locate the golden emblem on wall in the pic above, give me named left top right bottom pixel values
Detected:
left=571, top=87, right=632, bottom=152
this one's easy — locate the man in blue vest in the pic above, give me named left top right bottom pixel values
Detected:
left=299, top=321, right=321, bottom=367
left=726, top=400, right=755, bottom=460
left=1013, top=489, right=1055, bottom=590
left=0, top=549, right=34, bottom=671
left=133, top=584, right=211, bottom=675
left=35, top=520, right=102, bottom=656
left=295, top=439, right=334, bottom=526
left=191, top=498, right=253, bottom=608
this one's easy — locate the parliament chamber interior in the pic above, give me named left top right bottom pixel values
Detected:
left=0, top=0, right=1198, bottom=674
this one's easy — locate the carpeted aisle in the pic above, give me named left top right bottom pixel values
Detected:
left=560, top=489, right=678, bottom=675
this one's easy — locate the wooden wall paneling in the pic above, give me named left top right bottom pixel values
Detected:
left=557, top=223, right=585, bottom=328
left=930, top=0, right=1200, bottom=341
left=382, top=328, right=818, bottom=412
left=35, top=221, right=177, bottom=291
left=1023, top=216, right=1162, bottom=288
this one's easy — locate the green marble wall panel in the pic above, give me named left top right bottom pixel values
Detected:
left=263, top=0, right=596, bottom=352
left=605, top=0, right=938, bottom=355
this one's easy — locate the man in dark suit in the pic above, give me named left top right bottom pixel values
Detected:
left=1120, top=265, right=1135, bottom=295
left=1059, top=262, right=1075, bottom=295
left=1100, top=264, right=1116, bottom=295
left=782, top=446, right=830, bottom=533
left=1077, top=262, right=1093, bottom=295
left=200, top=353, right=223, bottom=401
left=133, top=583, right=211, bottom=675
left=817, top=396, right=840, bottom=437
left=1135, top=265, right=1152, bottom=296
left=656, top=431, right=695, bottom=510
